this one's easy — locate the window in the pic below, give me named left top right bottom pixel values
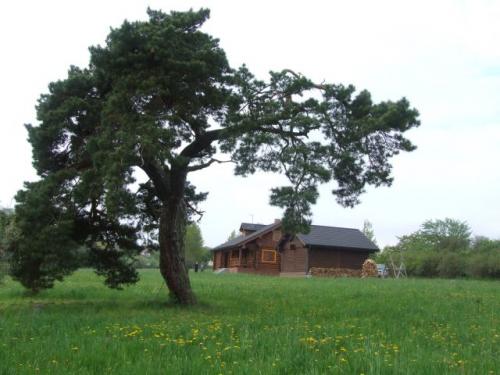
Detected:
left=261, top=249, right=277, bottom=263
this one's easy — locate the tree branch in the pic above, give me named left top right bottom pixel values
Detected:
left=186, top=200, right=204, bottom=222
left=179, top=128, right=226, bottom=159
left=140, top=159, right=170, bottom=202
left=187, top=158, right=235, bottom=172
left=178, top=70, right=326, bottom=162
left=281, top=69, right=328, bottom=91
left=256, top=126, right=309, bottom=137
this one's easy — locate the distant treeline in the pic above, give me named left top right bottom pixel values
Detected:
left=375, top=218, right=500, bottom=279
left=0, top=207, right=209, bottom=282
left=0, top=208, right=13, bottom=282
left=2, top=208, right=499, bottom=280
left=131, top=223, right=211, bottom=270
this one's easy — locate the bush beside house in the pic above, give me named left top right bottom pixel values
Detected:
left=375, top=219, right=500, bottom=279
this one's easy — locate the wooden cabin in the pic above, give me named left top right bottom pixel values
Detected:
left=212, top=221, right=379, bottom=276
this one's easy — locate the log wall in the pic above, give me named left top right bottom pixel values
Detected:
left=280, top=237, right=308, bottom=273
left=308, top=247, right=371, bottom=270
left=253, top=232, right=281, bottom=275
left=213, top=234, right=373, bottom=275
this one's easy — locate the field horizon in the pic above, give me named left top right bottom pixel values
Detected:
left=0, top=270, right=498, bottom=374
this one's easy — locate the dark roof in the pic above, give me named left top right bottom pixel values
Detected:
left=213, top=222, right=378, bottom=251
left=298, top=225, right=378, bottom=250
left=212, top=222, right=281, bottom=251
left=240, top=223, right=266, bottom=232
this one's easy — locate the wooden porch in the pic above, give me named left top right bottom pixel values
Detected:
left=220, top=248, right=255, bottom=269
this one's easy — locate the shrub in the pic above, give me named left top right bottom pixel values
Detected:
left=135, top=251, right=160, bottom=269
left=0, top=208, right=14, bottom=284
left=466, top=250, right=500, bottom=278
left=437, top=251, right=466, bottom=278
left=375, top=226, right=500, bottom=279
left=471, top=237, right=500, bottom=252
left=404, top=250, right=441, bottom=277
left=0, top=258, right=6, bottom=284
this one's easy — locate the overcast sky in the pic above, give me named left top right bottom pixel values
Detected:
left=1, top=0, right=499, bottom=247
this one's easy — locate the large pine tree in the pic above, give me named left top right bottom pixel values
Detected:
left=9, top=9, right=419, bottom=304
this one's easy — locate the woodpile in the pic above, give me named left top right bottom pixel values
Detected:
left=309, top=267, right=361, bottom=277
left=361, top=259, right=378, bottom=278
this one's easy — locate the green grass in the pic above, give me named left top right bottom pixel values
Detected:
left=0, top=270, right=499, bottom=374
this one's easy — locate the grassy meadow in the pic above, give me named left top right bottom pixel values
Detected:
left=0, top=270, right=499, bottom=375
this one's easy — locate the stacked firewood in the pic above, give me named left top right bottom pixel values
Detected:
left=309, top=267, right=361, bottom=277
left=361, top=259, right=378, bottom=277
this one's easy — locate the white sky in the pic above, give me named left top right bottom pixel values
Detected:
left=1, top=0, right=499, bottom=247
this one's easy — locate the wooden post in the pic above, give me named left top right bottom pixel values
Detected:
left=238, top=248, right=242, bottom=267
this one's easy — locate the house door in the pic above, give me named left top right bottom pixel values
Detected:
left=223, top=252, right=229, bottom=268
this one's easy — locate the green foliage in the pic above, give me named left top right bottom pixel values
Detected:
left=200, top=247, right=212, bottom=264
left=467, top=250, right=500, bottom=278
left=420, top=218, right=471, bottom=251
left=135, top=224, right=209, bottom=269
left=467, top=237, right=500, bottom=278
left=227, top=230, right=238, bottom=241
left=14, top=8, right=419, bottom=293
left=471, top=236, right=500, bottom=252
left=0, top=208, right=14, bottom=283
left=437, top=251, right=467, bottom=278
left=396, top=232, right=432, bottom=252
left=0, top=270, right=499, bottom=374
left=378, top=247, right=500, bottom=279
left=6, top=180, right=80, bottom=292
left=362, top=220, right=377, bottom=246
left=0, top=206, right=13, bottom=232
left=375, top=218, right=499, bottom=279
left=387, top=218, right=472, bottom=254
left=7, top=178, right=140, bottom=292
left=399, top=249, right=440, bottom=277
left=135, top=251, right=160, bottom=268
left=184, top=224, right=208, bottom=268
left=0, top=208, right=14, bottom=255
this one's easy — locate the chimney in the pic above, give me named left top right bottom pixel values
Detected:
left=274, top=218, right=281, bottom=224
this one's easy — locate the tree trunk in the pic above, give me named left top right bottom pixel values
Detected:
left=158, top=171, right=197, bottom=305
